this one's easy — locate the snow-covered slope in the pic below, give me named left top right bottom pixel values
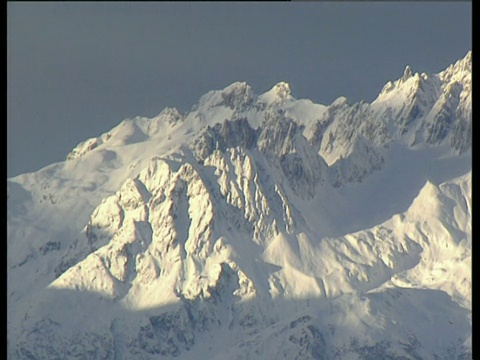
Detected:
left=7, top=52, right=471, bottom=359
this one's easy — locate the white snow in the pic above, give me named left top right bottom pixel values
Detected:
left=7, top=51, right=471, bottom=359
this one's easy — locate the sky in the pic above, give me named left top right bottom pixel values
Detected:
left=7, top=2, right=471, bottom=178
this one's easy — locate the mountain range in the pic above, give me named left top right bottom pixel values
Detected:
left=7, top=51, right=471, bottom=359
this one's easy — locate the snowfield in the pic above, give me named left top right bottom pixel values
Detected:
left=8, top=51, right=471, bottom=359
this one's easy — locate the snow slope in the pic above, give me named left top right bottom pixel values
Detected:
left=7, top=51, right=471, bottom=359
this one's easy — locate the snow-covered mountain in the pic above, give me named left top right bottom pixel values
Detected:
left=7, top=52, right=471, bottom=359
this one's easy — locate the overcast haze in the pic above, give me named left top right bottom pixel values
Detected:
left=7, top=2, right=471, bottom=178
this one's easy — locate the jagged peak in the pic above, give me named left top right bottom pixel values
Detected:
left=454, top=50, right=472, bottom=72
left=258, top=81, right=292, bottom=104
left=330, top=96, right=349, bottom=108
left=158, top=106, right=182, bottom=119
left=221, top=81, right=252, bottom=93
left=376, top=65, right=426, bottom=101
left=156, top=107, right=184, bottom=126
left=193, top=81, right=254, bottom=111
left=271, top=81, right=291, bottom=97
left=438, top=51, right=472, bottom=84
left=452, top=50, right=472, bottom=74
left=9, top=54, right=474, bottom=360
left=401, top=65, right=414, bottom=83
left=379, top=80, right=395, bottom=96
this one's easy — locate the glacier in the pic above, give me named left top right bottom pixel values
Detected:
left=7, top=51, right=471, bottom=359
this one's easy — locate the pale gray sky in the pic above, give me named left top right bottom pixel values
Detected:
left=7, top=2, right=471, bottom=178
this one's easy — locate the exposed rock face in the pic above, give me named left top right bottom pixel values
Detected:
left=8, top=52, right=471, bottom=359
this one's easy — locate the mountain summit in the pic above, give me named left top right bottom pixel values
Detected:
left=8, top=52, right=471, bottom=359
